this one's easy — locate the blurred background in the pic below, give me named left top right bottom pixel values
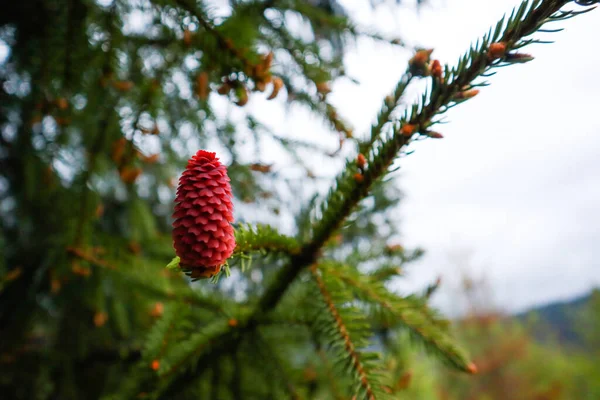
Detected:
left=1, top=0, right=599, bottom=398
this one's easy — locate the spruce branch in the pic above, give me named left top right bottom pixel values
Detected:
left=67, top=247, right=225, bottom=312
left=310, top=266, right=382, bottom=400
left=319, top=261, right=472, bottom=372
left=250, top=0, right=597, bottom=321
left=171, top=0, right=256, bottom=72
left=150, top=1, right=596, bottom=395
left=158, top=318, right=232, bottom=379
left=251, top=331, right=303, bottom=400
left=72, top=25, right=118, bottom=246
left=233, top=224, right=300, bottom=256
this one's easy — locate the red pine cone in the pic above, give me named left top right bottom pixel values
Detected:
left=172, top=150, right=235, bottom=279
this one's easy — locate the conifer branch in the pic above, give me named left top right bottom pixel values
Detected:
left=359, top=67, right=413, bottom=154
left=316, top=348, right=346, bottom=400
left=172, top=0, right=255, bottom=72
left=319, top=261, right=472, bottom=371
left=158, top=318, right=232, bottom=379
left=233, top=224, right=300, bottom=256
left=73, top=5, right=118, bottom=247
left=252, top=331, right=302, bottom=400
left=139, top=1, right=596, bottom=396
left=250, top=0, right=596, bottom=321
left=310, top=266, right=378, bottom=400
left=67, top=247, right=225, bottom=312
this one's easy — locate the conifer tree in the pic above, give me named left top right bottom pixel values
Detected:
left=0, top=0, right=597, bottom=399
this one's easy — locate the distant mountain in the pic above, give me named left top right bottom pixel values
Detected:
left=515, top=291, right=596, bottom=347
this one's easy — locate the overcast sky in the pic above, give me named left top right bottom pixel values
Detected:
left=325, top=0, right=600, bottom=313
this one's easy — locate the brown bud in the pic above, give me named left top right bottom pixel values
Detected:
left=487, top=42, right=507, bottom=60
left=56, top=97, right=69, bottom=110
left=228, top=319, right=238, bottom=327
left=327, top=105, right=338, bottom=120
left=412, top=49, right=433, bottom=65
left=111, top=138, right=127, bottom=165
left=249, top=163, right=272, bottom=173
left=267, top=76, right=283, bottom=100
left=50, top=278, right=61, bottom=294
left=183, top=28, right=192, bottom=46
left=426, top=131, right=444, bottom=139
left=386, top=244, right=404, bottom=253
left=119, top=167, right=142, bottom=184
left=262, top=51, right=274, bottom=71
left=94, top=312, right=108, bottom=327
left=430, top=59, right=443, bottom=80
left=143, top=154, right=160, bottom=164
left=353, top=172, right=364, bottom=183
left=217, top=82, right=232, bottom=95
left=95, top=204, right=105, bottom=218
left=396, top=371, right=413, bottom=390
left=253, top=63, right=266, bottom=80
left=316, top=81, right=331, bottom=95
left=356, top=153, right=366, bottom=168
left=467, top=363, right=478, bottom=374
left=151, top=360, right=160, bottom=371
left=385, top=95, right=395, bottom=107
left=196, top=71, right=209, bottom=100
left=30, top=114, right=43, bottom=126
left=454, top=89, right=479, bottom=100
left=505, top=52, right=534, bottom=63
left=112, top=80, right=134, bottom=92
left=409, top=49, right=434, bottom=76
left=5, top=267, right=22, bottom=282
left=150, top=302, right=164, bottom=318
left=400, top=124, right=416, bottom=136
left=55, top=117, right=71, bottom=126
left=235, top=86, right=249, bottom=107
left=72, top=261, right=91, bottom=277
left=303, top=367, right=318, bottom=382
left=254, top=80, right=267, bottom=92
left=128, top=241, right=142, bottom=254
left=150, top=79, right=161, bottom=92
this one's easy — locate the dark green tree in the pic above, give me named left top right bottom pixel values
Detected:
left=0, top=0, right=596, bottom=399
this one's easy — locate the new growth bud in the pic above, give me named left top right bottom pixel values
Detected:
left=356, top=153, right=366, bottom=169
left=401, top=124, right=417, bottom=137
left=506, top=53, right=534, bottom=64
left=430, top=59, right=443, bottom=81
left=487, top=42, right=507, bottom=61
left=409, top=49, right=434, bottom=76
left=454, top=89, right=479, bottom=100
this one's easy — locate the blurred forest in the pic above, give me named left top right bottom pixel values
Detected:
left=0, top=0, right=598, bottom=399
left=429, top=287, right=600, bottom=400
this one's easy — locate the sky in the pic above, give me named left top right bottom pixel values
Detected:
left=326, top=0, right=600, bottom=313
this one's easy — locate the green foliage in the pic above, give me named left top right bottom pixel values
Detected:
left=318, top=261, right=471, bottom=371
left=233, top=223, right=300, bottom=257
left=0, top=0, right=597, bottom=399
